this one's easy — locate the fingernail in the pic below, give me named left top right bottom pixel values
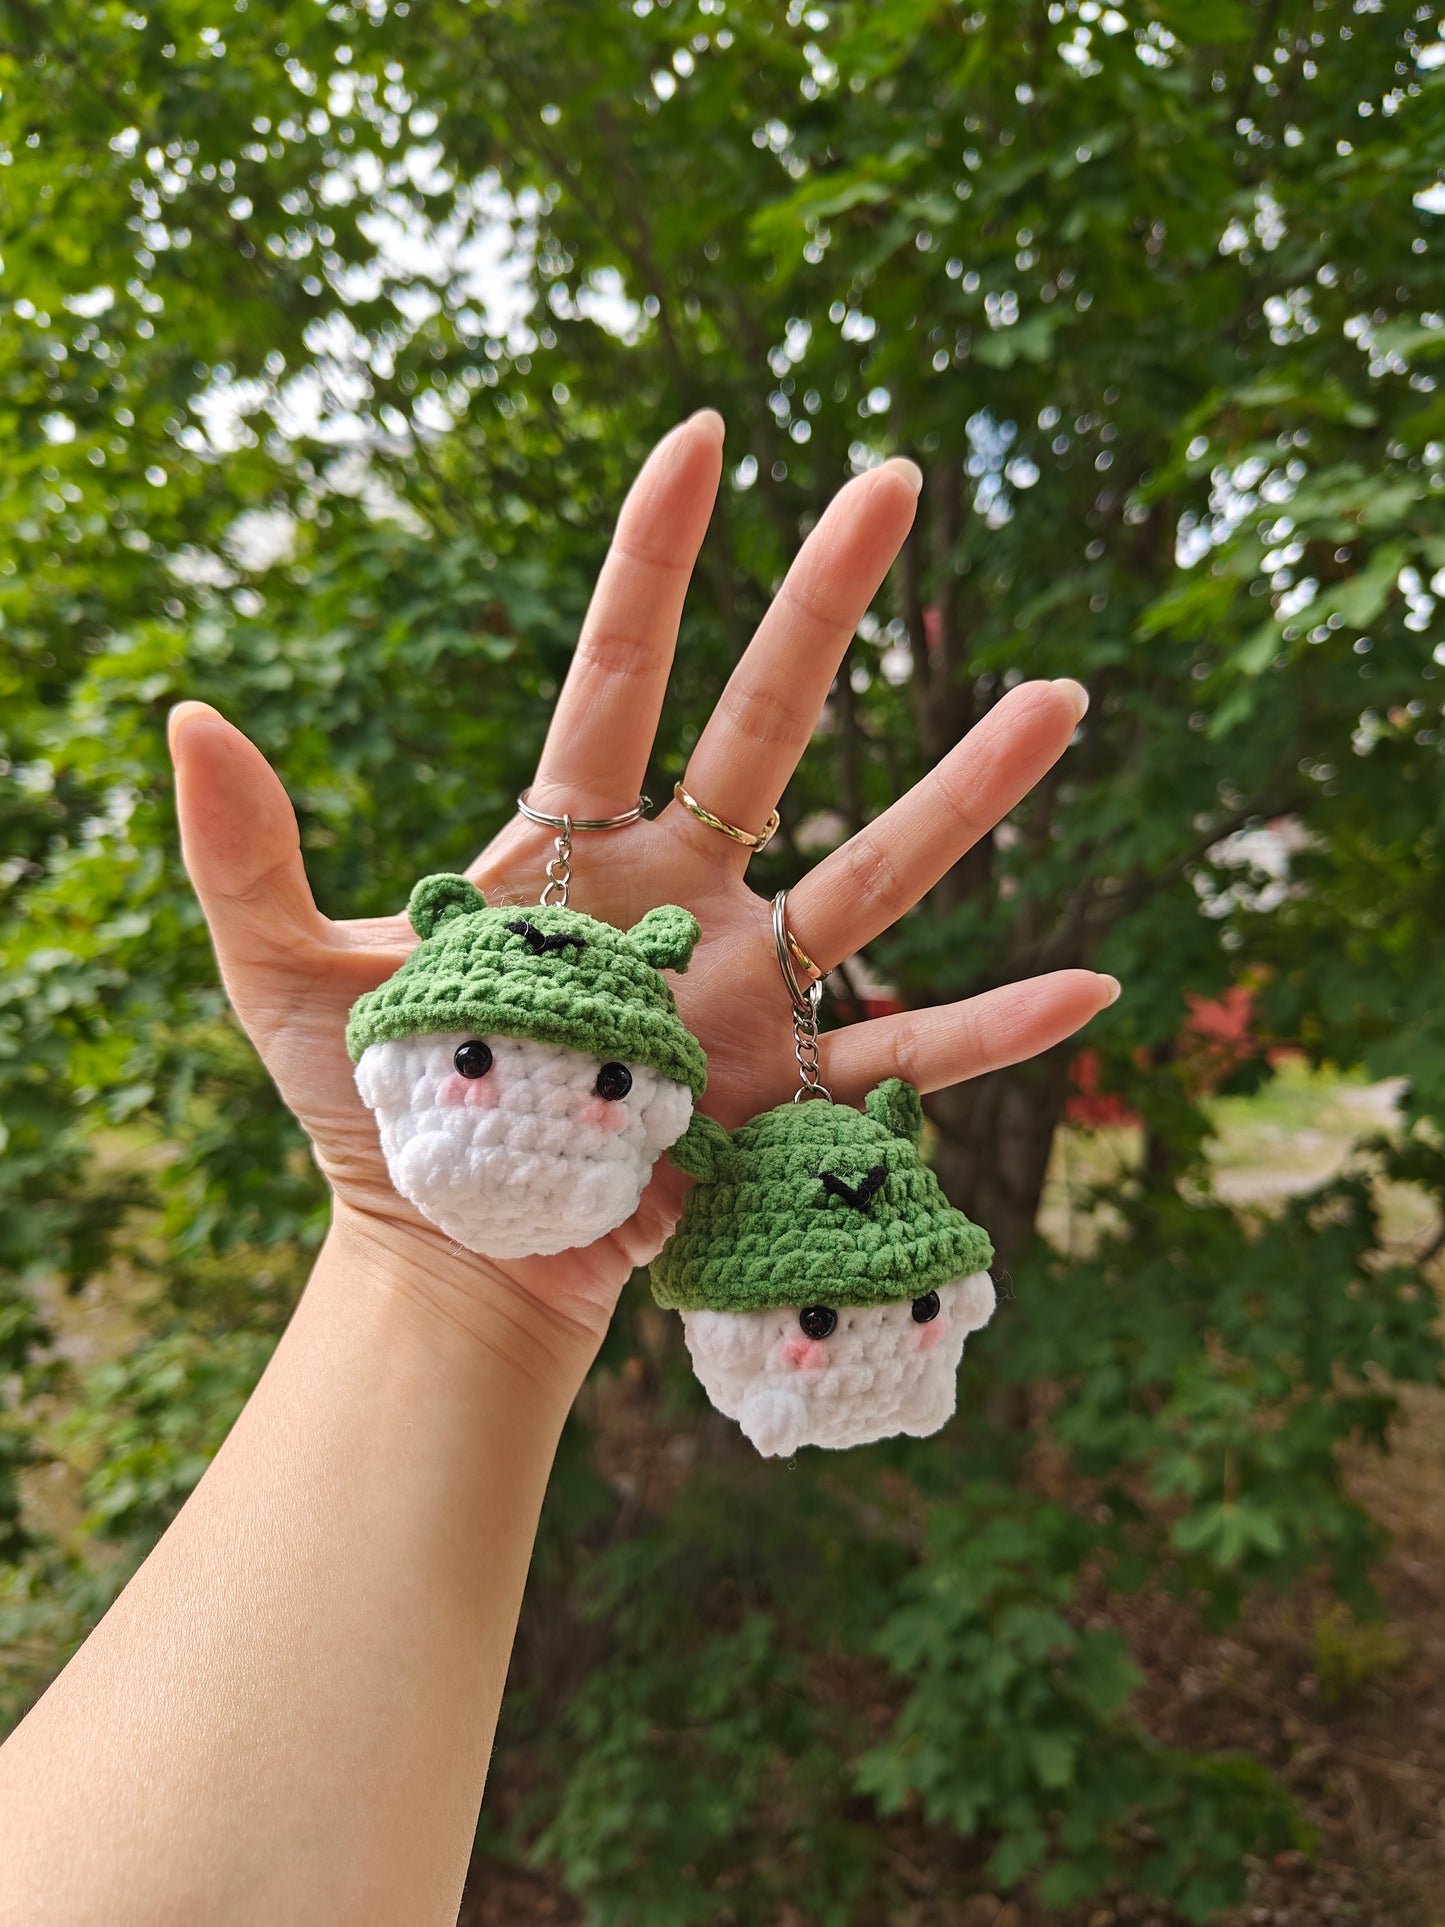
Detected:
left=686, top=407, right=725, bottom=441
left=884, top=456, right=924, bottom=495
left=167, top=699, right=210, bottom=753
left=1054, top=677, right=1089, bottom=723
left=1097, top=974, right=1122, bottom=1006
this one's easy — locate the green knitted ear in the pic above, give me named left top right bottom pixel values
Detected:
left=628, top=904, right=701, bottom=974
left=407, top=873, right=488, bottom=940
left=669, top=1111, right=734, bottom=1182
left=864, top=1078, right=924, bottom=1145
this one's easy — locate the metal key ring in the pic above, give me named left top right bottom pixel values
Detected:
left=771, top=888, right=823, bottom=1012
left=516, top=790, right=652, bottom=832
left=516, top=791, right=651, bottom=906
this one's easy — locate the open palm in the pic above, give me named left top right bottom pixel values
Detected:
left=170, top=411, right=1112, bottom=1341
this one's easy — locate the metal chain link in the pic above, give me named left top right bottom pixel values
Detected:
left=540, top=817, right=573, bottom=906
left=516, top=791, right=651, bottom=907
left=791, top=977, right=831, bottom=1103
left=771, top=888, right=831, bottom=1102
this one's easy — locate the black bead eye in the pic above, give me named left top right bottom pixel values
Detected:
left=911, top=1290, right=941, bottom=1324
left=799, top=1306, right=837, bottom=1341
left=595, top=1061, right=633, bottom=1102
left=453, top=1040, right=493, bottom=1079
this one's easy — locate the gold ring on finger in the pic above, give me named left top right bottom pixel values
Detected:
left=673, top=781, right=780, bottom=853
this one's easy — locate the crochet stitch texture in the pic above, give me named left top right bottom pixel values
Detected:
left=354, top=1031, right=694, bottom=1258
left=650, top=1080, right=994, bottom=1313
left=679, top=1274, right=995, bottom=1457
left=346, top=873, right=707, bottom=1100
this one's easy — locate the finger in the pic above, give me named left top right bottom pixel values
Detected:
left=170, top=701, right=326, bottom=969
left=671, top=458, right=922, bottom=857
left=787, top=678, right=1088, bottom=970
left=529, top=409, right=726, bottom=817
left=821, top=969, right=1119, bottom=1105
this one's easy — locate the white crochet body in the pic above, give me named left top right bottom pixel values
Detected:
left=680, top=1272, right=996, bottom=1457
left=354, top=1031, right=694, bottom=1258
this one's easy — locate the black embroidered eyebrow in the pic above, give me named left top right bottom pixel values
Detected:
left=505, top=918, right=588, bottom=956
left=816, top=1164, right=888, bottom=1212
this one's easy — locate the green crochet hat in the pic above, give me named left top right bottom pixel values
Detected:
left=652, top=1080, right=993, bottom=1314
left=346, top=873, right=708, bottom=1100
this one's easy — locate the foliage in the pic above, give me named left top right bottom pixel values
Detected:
left=524, top=1488, right=883, bottom=1927
left=60, top=1325, right=279, bottom=1548
left=2, top=0, right=1444, bottom=1917
left=857, top=1495, right=1303, bottom=1918
left=510, top=1348, right=1311, bottom=1925
left=1012, top=1154, right=1443, bottom=1621
left=1310, top=1595, right=1418, bottom=1703
left=1310, top=1600, right=1410, bottom=1705
left=0, top=1317, right=278, bottom=1726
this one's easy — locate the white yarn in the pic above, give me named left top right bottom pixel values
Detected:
left=355, top=1031, right=694, bottom=1258
left=679, top=1272, right=996, bottom=1457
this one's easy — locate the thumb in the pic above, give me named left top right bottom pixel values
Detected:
left=170, top=701, right=325, bottom=969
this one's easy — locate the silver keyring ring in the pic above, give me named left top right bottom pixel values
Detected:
left=772, top=888, right=823, bottom=1013
left=516, top=789, right=652, bottom=833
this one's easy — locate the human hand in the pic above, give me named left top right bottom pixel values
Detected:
left=169, top=411, right=1114, bottom=1367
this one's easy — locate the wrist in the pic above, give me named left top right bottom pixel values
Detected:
left=320, top=1201, right=602, bottom=1411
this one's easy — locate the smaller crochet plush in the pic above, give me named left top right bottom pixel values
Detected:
left=651, top=1081, right=995, bottom=1457
left=347, top=874, right=708, bottom=1259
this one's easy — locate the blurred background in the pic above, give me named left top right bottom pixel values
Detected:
left=2, top=2, right=1444, bottom=1921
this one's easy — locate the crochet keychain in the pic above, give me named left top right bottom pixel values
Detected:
left=346, top=794, right=707, bottom=1259
left=650, top=891, right=996, bottom=1458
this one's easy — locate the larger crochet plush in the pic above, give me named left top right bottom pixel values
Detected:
left=651, top=1080, right=996, bottom=1457
left=348, top=874, right=707, bottom=1259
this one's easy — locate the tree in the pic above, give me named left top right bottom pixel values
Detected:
left=2, top=1, right=1443, bottom=1915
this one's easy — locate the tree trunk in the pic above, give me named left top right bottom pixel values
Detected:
left=925, top=1045, right=1074, bottom=1268
left=894, top=454, right=1071, bottom=1264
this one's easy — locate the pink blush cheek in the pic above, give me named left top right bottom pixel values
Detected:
left=438, top=1072, right=500, bottom=1110
left=914, top=1312, right=950, bottom=1353
left=577, top=1096, right=631, bottom=1132
left=774, top=1335, right=830, bottom=1373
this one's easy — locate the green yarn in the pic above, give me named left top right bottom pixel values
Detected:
left=628, top=904, right=704, bottom=974
left=652, top=1080, right=993, bottom=1313
left=408, top=872, right=487, bottom=940
left=346, top=873, right=708, bottom=1099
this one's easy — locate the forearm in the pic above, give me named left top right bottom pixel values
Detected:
left=0, top=1209, right=593, bottom=1926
